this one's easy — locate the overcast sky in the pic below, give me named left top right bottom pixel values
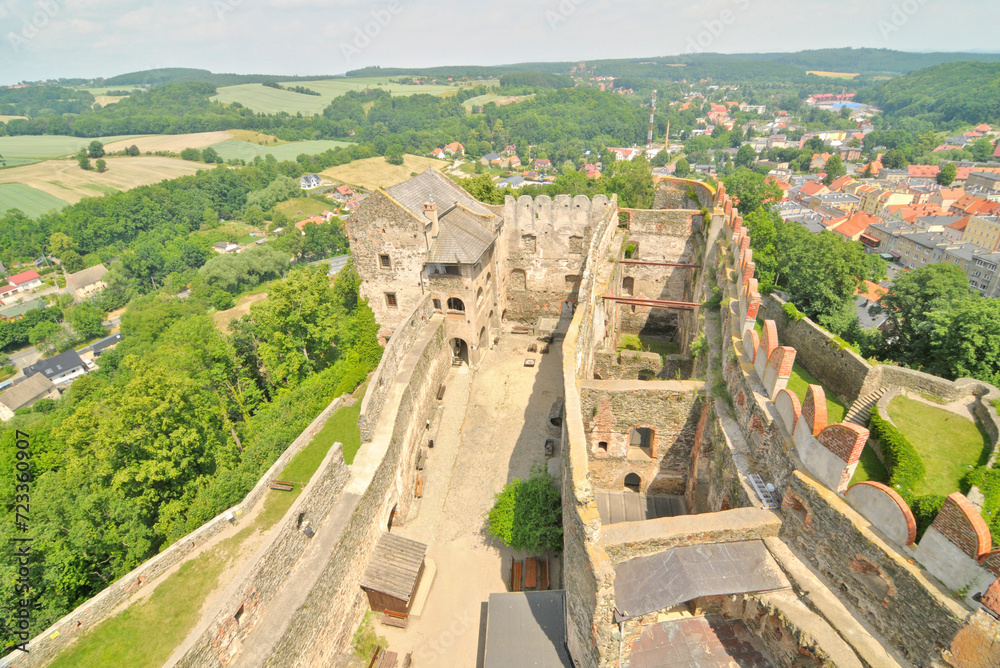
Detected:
left=2, top=0, right=998, bottom=84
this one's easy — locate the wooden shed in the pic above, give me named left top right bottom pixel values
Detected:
left=360, top=532, right=428, bottom=615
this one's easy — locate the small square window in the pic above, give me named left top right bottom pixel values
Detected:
left=385, top=292, right=398, bottom=308
left=379, top=254, right=391, bottom=268
left=598, top=441, right=608, bottom=452
left=433, top=298, right=442, bottom=310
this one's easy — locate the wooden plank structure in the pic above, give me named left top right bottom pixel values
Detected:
left=525, top=557, right=538, bottom=590
left=510, top=559, right=523, bottom=592
left=268, top=480, right=294, bottom=491
left=539, top=558, right=549, bottom=591
left=360, top=532, right=428, bottom=616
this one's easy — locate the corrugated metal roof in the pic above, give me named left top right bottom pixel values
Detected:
left=484, top=592, right=573, bottom=668
left=359, top=532, right=427, bottom=602
left=427, top=205, right=495, bottom=264
left=595, top=491, right=686, bottom=525
left=613, top=540, right=789, bottom=620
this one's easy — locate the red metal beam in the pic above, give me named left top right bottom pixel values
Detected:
left=602, top=296, right=700, bottom=310
left=619, top=259, right=701, bottom=269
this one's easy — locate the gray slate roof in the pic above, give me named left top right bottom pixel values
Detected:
left=23, top=349, right=86, bottom=380
left=359, top=532, right=427, bottom=602
left=613, top=540, right=789, bottom=620
left=427, top=205, right=496, bottom=264
left=385, top=168, right=493, bottom=220
left=0, top=373, right=55, bottom=412
left=484, top=592, right=573, bottom=668
left=68, top=264, right=108, bottom=289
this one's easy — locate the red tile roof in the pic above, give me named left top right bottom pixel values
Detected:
left=856, top=280, right=887, bottom=304
left=830, top=212, right=882, bottom=240
left=8, top=270, right=40, bottom=286
left=908, top=165, right=940, bottom=178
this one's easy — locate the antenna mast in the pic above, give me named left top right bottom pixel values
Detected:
left=647, top=89, right=657, bottom=148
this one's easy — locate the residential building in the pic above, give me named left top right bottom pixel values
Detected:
left=940, top=244, right=1000, bottom=297
left=498, top=175, right=526, bottom=189
left=894, top=231, right=951, bottom=269
left=942, top=216, right=970, bottom=242
left=67, top=264, right=109, bottom=301
left=0, top=284, right=20, bottom=305
left=0, top=299, right=44, bottom=321
left=809, top=193, right=861, bottom=214
left=431, top=148, right=446, bottom=159
left=23, top=349, right=88, bottom=386
left=827, top=212, right=883, bottom=244
left=7, top=269, right=42, bottom=292
left=837, top=146, right=862, bottom=162
left=961, top=215, right=1000, bottom=252
left=0, top=374, right=59, bottom=421
left=855, top=280, right=889, bottom=329
left=443, top=142, right=464, bottom=156
left=211, top=241, right=239, bottom=254
left=300, top=174, right=321, bottom=189
left=951, top=194, right=1000, bottom=217
left=533, top=158, right=553, bottom=169
left=929, top=188, right=965, bottom=209
left=967, top=172, right=1000, bottom=193
left=91, top=332, right=123, bottom=357
left=908, top=165, right=940, bottom=180
left=480, top=152, right=501, bottom=166
left=859, top=188, right=913, bottom=215
left=864, top=220, right=911, bottom=256
left=334, top=184, right=354, bottom=199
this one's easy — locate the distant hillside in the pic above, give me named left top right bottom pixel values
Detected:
left=858, top=61, right=1000, bottom=125
left=102, top=68, right=334, bottom=88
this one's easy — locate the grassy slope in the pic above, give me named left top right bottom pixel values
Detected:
left=0, top=135, right=139, bottom=159
left=786, top=363, right=847, bottom=424
left=274, top=197, right=333, bottom=220
left=0, top=183, right=69, bottom=217
left=321, top=154, right=448, bottom=190
left=888, top=395, right=991, bottom=497
left=47, top=381, right=367, bottom=668
left=211, top=78, right=456, bottom=115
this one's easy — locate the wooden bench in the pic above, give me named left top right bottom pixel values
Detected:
left=369, top=646, right=399, bottom=668
left=269, top=480, right=294, bottom=491
left=437, top=384, right=447, bottom=400
left=525, top=557, right=538, bottom=590
left=539, top=557, right=549, bottom=591
left=415, top=475, right=423, bottom=498
left=510, top=559, right=523, bottom=592
left=380, top=610, right=409, bottom=629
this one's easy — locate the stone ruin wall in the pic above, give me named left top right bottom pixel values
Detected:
left=713, top=185, right=1000, bottom=667
left=500, top=194, right=614, bottom=324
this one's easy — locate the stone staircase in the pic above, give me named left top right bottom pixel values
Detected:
left=843, top=388, right=888, bottom=427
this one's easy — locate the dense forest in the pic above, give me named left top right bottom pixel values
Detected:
left=858, top=62, right=1000, bottom=126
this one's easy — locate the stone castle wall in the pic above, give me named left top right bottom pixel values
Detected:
left=0, top=393, right=348, bottom=668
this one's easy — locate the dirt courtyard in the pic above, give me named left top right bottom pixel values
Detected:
left=380, top=331, right=565, bottom=666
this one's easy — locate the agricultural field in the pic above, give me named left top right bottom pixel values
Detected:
left=321, top=154, right=448, bottom=190
left=0, top=183, right=69, bottom=217
left=211, top=77, right=461, bottom=115
left=0, top=156, right=206, bottom=204
left=104, top=131, right=234, bottom=154
left=462, top=93, right=533, bottom=111
left=806, top=71, right=860, bottom=78
left=227, top=129, right=287, bottom=145
left=93, top=95, right=129, bottom=107
left=0, top=115, right=27, bottom=123
left=0, top=134, right=139, bottom=159
left=208, top=139, right=352, bottom=162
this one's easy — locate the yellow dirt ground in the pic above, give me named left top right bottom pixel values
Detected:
left=104, top=132, right=234, bottom=154
left=227, top=129, right=288, bottom=145
left=94, top=95, right=129, bottom=107
left=213, top=292, right=268, bottom=333
left=0, top=156, right=207, bottom=203
left=321, top=154, right=448, bottom=190
left=0, top=115, right=27, bottom=123
left=806, top=71, right=860, bottom=78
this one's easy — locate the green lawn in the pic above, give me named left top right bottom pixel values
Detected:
left=0, top=135, right=139, bottom=159
left=849, top=446, right=890, bottom=487
left=618, top=333, right=679, bottom=358
left=275, top=197, right=335, bottom=221
left=208, top=139, right=353, bottom=163
left=888, top=395, right=991, bottom=497
left=0, top=183, right=69, bottom=217
left=786, top=363, right=847, bottom=425
left=46, top=380, right=368, bottom=667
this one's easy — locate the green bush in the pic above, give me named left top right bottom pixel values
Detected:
left=965, top=466, right=1000, bottom=538
left=869, top=406, right=926, bottom=497
left=486, top=468, right=563, bottom=552
left=689, top=334, right=708, bottom=360
left=782, top=301, right=805, bottom=322
left=702, top=288, right=722, bottom=310
left=619, top=334, right=643, bottom=351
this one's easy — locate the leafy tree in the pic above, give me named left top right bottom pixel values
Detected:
left=77, top=150, right=91, bottom=171
left=822, top=155, right=845, bottom=185
left=937, top=162, right=957, bottom=186
left=125, top=144, right=141, bottom=157
left=60, top=249, right=84, bottom=273
left=971, top=138, right=995, bottom=163
left=723, top=168, right=781, bottom=214
left=873, top=263, right=970, bottom=365
left=201, top=147, right=221, bottom=164
left=385, top=150, right=404, bottom=165
left=651, top=151, right=670, bottom=167
left=881, top=149, right=908, bottom=169
left=486, top=468, right=562, bottom=552
left=95, top=158, right=107, bottom=173
left=180, top=147, right=202, bottom=161
left=924, top=297, right=1000, bottom=384
left=29, top=320, right=66, bottom=356
left=804, top=137, right=826, bottom=153
left=65, top=302, right=107, bottom=340
left=674, top=157, right=691, bottom=177
left=735, top=144, right=756, bottom=169
left=87, top=140, right=105, bottom=158
left=600, top=155, right=654, bottom=208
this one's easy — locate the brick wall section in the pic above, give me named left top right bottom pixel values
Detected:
left=931, top=493, right=993, bottom=560
left=947, top=609, right=1000, bottom=667
left=817, top=423, right=868, bottom=464
left=847, top=481, right=917, bottom=546
left=981, top=550, right=1000, bottom=577
left=781, top=472, right=967, bottom=666
left=801, top=385, right=827, bottom=435
left=767, top=346, right=795, bottom=378
left=759, top=320, right=778, bottom=361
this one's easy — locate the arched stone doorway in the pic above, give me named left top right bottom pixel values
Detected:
left=624, top=473, right=641, bottom=493
left=478, top=326, right=488, bottom=352
left=451, top=338, right=470, bottom=366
